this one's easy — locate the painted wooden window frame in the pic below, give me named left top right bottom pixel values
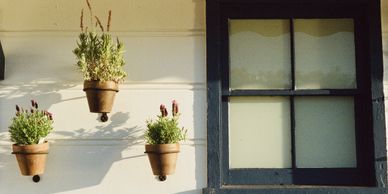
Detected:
left=224, top=18, right=364, bottom=186
left=0, top=40, right=4, bottom=80
left=204, top=0, right=388, bottom=193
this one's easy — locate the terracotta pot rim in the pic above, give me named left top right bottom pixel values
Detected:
left=83, top=80, right=119, bottom=92
left=84, top=80, right=118, bottom=83
left=145, top=143, right=180, bottom=154
left=145, top=143, right=180, bottom=146
left=12, top=141, right=49, bottom=155
left=12, top=141, right=49, bottom=147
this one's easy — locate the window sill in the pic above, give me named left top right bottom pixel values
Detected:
left=203, top=185, right=388, bottom=194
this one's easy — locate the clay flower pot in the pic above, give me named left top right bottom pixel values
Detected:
left=12, top=141, right=49, bottom=176
left=145, top=143, right=180, bottom=177
left=83, top=80, right=119, bottom=113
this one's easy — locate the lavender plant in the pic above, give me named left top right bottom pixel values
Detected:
left=145, top=100, right=187, bottom=144
left=73, top=0, right=126, bottom=83
left=9, top=100, right=54, bottom=145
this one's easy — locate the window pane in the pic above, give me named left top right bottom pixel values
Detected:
left=295, top=97, right=356, bottom=168
left=229, top=97, right=292, bottom=168
left=294, top=19, right=356, bottom=89
left=229, top=19, right=291, bottom=89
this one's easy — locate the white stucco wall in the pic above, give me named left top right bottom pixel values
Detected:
left=2, top=1, right=388, bottom=194
left=0, top=0, right=206, bottom=194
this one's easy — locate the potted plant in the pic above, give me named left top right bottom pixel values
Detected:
left=73, top=0, right=126, bottom=122
left=9, top=100, right=53, bottom=181
left=145, top=100, right=187, bottom=181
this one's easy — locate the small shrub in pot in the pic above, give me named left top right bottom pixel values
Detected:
left=145, top=100, right=187, bottom=180
left=73, top=0, right=126, bottom=121
left=9, top=100, right=53, bottom=176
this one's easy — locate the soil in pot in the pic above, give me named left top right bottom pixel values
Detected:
left=12, top=141, right=49, bottom=176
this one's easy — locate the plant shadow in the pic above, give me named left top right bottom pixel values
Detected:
left=0, top=110, right=145, bottom=194
left=37, top=111, right=145, bottom=194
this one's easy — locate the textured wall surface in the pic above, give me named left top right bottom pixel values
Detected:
left=0, top=0, right=206, bottom=194
left=1, top=1, right=388, bottom=194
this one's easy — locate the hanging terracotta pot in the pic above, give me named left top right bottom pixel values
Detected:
left=145, top=143, right=180, bottom=178
left=83, top=80, right=119, bottom=113
left=12, top=141, right=49, bottom=176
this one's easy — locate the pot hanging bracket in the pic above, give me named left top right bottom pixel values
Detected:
left=100, top=113, right=108, bottom=122
left=32, top=175, right=40, bottom=183
left=158, top=175, right=167, bottom=181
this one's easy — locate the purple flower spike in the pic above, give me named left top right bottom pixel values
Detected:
left=16, top=105, right=20, bottom=112
left=172, top=100, right=179, bottom=116
left=159, top=104, right=164, bottom=115
left=160, top=104, right=168, bottom=117
left=30, top=100, right=38, bottom=109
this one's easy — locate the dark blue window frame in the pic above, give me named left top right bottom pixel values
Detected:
left=0, top=40, right=4, bottom=80
left=204, top=0, right=388, bottom=193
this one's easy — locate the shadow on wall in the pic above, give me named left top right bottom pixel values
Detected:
left=0, top=111, right=145, bottom=194
left=0, top=0, right=206, bottom=193
left=0, top=71, right=143, bottom=193
left=0, top=82, right=78, bottom=134
left=37, top=112, right=145, bottom=194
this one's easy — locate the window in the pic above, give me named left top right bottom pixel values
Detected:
left=205, top=0, right=387, bottom=193
left=226, top=18, right=361, bottom=185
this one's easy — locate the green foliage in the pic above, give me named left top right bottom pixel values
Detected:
left=73, top=32, right=127, bottom=82
left=145, top=101, right=187, bottom=144
left=9, top=101, right=54, bottom=145
left=73, top=0, right=126, bottom=82
left=146, top=116, right=187, bottom=145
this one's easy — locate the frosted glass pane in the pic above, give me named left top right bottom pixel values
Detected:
left=229, top=97, right=292, bottom=168
left=229, top=20, right=291, bottom=89
left=295, top=97, right=356, bottom=168
left=295, top=19, right=356, bottom=89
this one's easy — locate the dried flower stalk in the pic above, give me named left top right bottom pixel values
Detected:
left=80, top=9, right=84, bottom=32
left=79, top=0, right=114, bottom=33
left=95, top=16, right=104, bottom=32
left=107, top=10, right=112, bottom=32
left=86, top=0, right=93, bottom=28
